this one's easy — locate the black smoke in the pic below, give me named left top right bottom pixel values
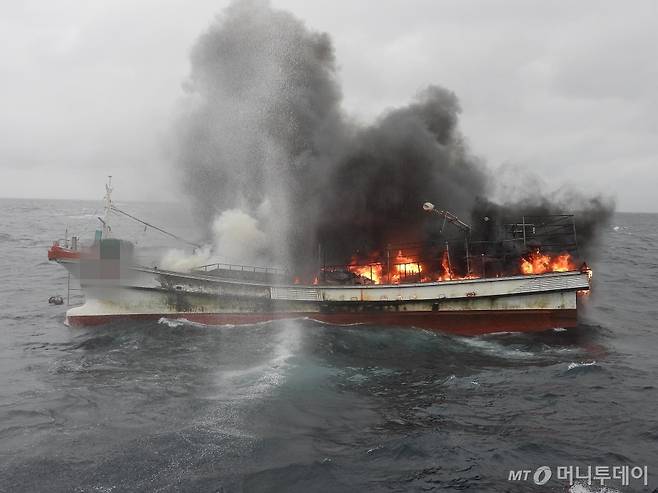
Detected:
left=175, top=0, right=613, bottom=272
left=316, top=86, right=489, bottom=262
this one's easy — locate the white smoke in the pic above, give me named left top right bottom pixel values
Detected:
left=160, top=245, right=212, bottom=272
left=211, top=208, right=269, bottom=265
left=160, top=208, right=269, bottom=271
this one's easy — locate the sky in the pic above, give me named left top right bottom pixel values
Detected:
left=0, top=0, right=656, bottom=211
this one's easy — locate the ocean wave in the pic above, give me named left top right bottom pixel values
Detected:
left=567, top=361, right=598, bottom=371
left=307, top=317, right=366, bottom=327
left=569, top=481, right=621, bottom=493
left=215, top=321, right=302, bottom=400
left=455, top=336, right=537, bottom=360
left=157, top=317, right=185, bottom=328
left=156, top=317, right=235, bottom=329
left=67, top=213, right=98, bottom=219
left=156, top=316, right=304, bottom=330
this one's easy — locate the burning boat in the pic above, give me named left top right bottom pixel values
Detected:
left=48, top=179, right=592, bottom=335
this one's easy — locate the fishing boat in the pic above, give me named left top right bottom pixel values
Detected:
left=48, top=178, right=592, bottom=335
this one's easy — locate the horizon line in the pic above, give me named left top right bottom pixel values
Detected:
left=0, top=195, right=654, bottom=215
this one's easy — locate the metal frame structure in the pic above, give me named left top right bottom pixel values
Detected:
left=322, top=214, right=581, bottom=285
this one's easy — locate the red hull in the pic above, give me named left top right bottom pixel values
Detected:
left=48, top=243, right=80, bottom=261
left=67, top=309, right=577, bottom=335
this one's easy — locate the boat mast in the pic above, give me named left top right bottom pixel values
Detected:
left=423, top=202, right=472, bottom=275
left=102, top=175, right=113, bottom=238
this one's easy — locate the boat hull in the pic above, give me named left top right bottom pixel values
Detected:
left=66, top=308, right=577, bottom=335
left=62, top=269, right=589, bottom=334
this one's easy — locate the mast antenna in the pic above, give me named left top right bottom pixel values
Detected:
left=102, top=175, right=113, bottom=238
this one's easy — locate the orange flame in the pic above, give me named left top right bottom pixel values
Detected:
left=436, top=250, right=454, bottom=281
left=347, top=256, right=383, bottom=284
left=346, top=249, right=484, bottom=285
left=342, top=247, right=579, bottom=285
left=520, top=251, right=577, bottom=275
left=347, top=250, right=425, bottom=284
left=390, top=250, right=422, bottom=284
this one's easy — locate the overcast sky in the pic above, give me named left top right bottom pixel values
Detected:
left=1, top=0, right=656, bottom=211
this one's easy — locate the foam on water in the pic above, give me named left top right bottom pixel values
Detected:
left=569, top=482, right=622, bottom=493
left=456, top=336, right=537, bottom=359
left=214, top=321, right=302, bottom=401
left=567, top=361, right=598, bottom=371
left=157, top=317, right=236, bottom=329
left=308, top=318, right=366, bottom=327
left=158, top=317, right=186, bottom=328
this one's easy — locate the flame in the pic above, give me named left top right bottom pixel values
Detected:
left=347, top=256, right=383, bottom=284
left=340, top=247, right=579, bottom=286
left=390, top=250, right=422, bottom=284
left=578, top=263, right=593, bottom=296
left=520, top=250, right=577, bottom=275
left=346, top=249, right=484, bottom=285
left=347, top=250, right=423, bottom=284
left=436, top=250, right=454, bottom=281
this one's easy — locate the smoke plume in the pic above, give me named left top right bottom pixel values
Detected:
left=175, top=0, right=344, bottom=267
left=174, top=0, right=613, bottom=273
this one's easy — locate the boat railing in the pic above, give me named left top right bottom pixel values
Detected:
left=193, top=262, right=288, bottom=276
